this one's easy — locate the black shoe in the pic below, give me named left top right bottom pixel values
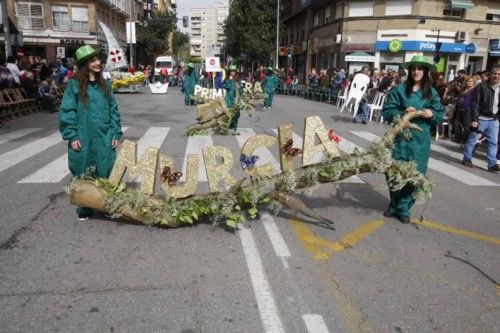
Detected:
left=462, top=160, right=473, bottom=168
left=383, top=210, right=394, bottom=218
left=352, top=119, right=358, bottom=123
left=487, top=164, right=499, bottom=172
left=361, top=120, right=367, bottom=125
left=398, top=216, right=410, bottom=224
left=77, top=213, right=90, bottom=221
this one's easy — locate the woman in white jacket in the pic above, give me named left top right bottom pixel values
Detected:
left=6, top=56, right=23, bottom=85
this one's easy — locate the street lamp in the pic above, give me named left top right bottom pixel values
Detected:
left=275, top=0, right=279, bottom=69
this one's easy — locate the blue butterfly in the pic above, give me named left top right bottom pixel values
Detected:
left=240, top=154, right=259, bottom=169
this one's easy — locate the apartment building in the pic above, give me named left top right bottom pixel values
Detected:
left=281, top=0, right=500, bottom=81
left=190, top=4, right=228, bottom=59
left=0, top=0, right=141, bottom=63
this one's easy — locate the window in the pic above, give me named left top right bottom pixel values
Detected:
left=71, top=6, right=88, bottom=32
left=349, top=0, right=373, bottom=17
left=486, top=9, right=500, bottom=22
left=313, top=12, right=320, bottom=27
left=52, top=5, right=69, bottom=30
left=324, top=6, right=331, bottom=23
left=443, top=3, right=464, bottom=18
left=385, top=0, right=412, bottom=15
left=335, top=1, right=343, bottom=19
left=15, top=0, right=44, bottom=30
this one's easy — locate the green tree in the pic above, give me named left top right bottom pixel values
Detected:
left=224, top=0, right=278, bottom=64
left=137, top=10, right=177, bottom=60
left=172, top=30, right=190, bottom=61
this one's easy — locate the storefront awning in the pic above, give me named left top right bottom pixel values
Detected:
left=450, top=0, right=474, bottom=9
left=345, top=51, right=375, bottom=62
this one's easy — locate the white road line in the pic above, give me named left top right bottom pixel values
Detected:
left=261, top=213, right=291, bottom=269
left=0, top=128, right=42, bottom=146
left=18, top=127, right=130, bottom=183
left=239, top=226, right=285, bottom=333
left=351, top=131, right=499, bottom=187
left=0, top=132, right=62, bottom=174
left=136, top=127, right=170, bottom=157
left=182, top=135, right=213, bottom=182
left=236, top=128, right=281, bottom=174
left=272, top=129, right=364, bottom=184
left=303, top=314, right=330, bottom=333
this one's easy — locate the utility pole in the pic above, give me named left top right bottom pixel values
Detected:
left=1, top=0, right=12, bottom=58
left=275, top=0, right=279, bottom=69
left=129, top=0, right=135, bottom=67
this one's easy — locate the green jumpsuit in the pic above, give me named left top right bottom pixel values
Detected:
left=59, top=79, right=122, bottom=215
left=263, top=74, right=279, bottom=107
left=382, top=83, right=443, bottom=218
left=184, top=69, right=199, bottom=105
left=224, top=79, right=239, bottom=130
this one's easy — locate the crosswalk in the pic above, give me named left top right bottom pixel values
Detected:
left=0, top=126, right=497, bottom=188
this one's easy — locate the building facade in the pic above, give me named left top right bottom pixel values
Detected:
left=0, top=0, right=142, bottom=63
left=190, top=4, right=228, bottom=59
left=281, top=0, right=500, bottom=82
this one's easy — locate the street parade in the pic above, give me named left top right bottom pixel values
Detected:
left=0, top=0, right=499, bottom=332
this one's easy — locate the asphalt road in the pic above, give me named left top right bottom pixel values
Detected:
left=0, top=86, right=498, bottom=333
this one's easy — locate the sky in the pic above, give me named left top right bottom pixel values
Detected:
left=176, top=0, right=226, bottom=32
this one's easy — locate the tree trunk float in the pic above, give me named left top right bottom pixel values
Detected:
left=68, top=111, right=432, bottom=230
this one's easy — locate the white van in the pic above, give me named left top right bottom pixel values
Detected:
left=154, top=56, right=175, bottom=76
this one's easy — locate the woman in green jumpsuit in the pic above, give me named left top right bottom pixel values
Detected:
left=224, top=65, right=239, bottom=131
left=381, top=56, right=443, bottom=224
left=59, top=45, right=122, bottom=220
left=184, top=63, right=198, bottom=105
left=263, top=67, right=279, bottom=109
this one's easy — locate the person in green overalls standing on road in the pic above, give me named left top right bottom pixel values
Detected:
left=263, top=67, right=279, bottom=109
left=59, top=45, right=123, bottom=221
left=381, top=55, right=443, bottom=224
left=225, top=65, right=239, bottom=131
left=184, top=63, right=198, bottom=106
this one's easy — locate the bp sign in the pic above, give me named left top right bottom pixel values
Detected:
left=388, top=39, right=403, bottom=53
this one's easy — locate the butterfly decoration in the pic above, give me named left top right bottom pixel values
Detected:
left=327, top=129, right=341, bottom=144
left=109, top=49, right=122, bottom=63
left=160, top=166, right=183, bottom=186
left=281, top=139, right=302, bottom=159
left=240, top=154, right=259, bottom=169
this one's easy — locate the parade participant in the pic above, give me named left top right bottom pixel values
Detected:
left=224, top=65, right=239, bottom=131
left=183, top=63, right=198, bottom=105
left=59, top=45, right=122, bottom=221
left=263, top=67, right=278, bottom=109
left=381, top=55, right=444, bottom=224
left=462, top=64, right=500, bottom=172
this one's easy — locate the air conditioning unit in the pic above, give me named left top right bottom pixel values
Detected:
left=456, top=31, right=467, bottom=41
left=335, top=33, right=342, bottom=44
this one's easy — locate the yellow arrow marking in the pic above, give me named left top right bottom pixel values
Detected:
left=412, top=219, right=500, bottom=246
left=290, top=219, right=385, bottom=261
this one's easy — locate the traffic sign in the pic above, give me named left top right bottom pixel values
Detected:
left=205, top=56, right=221, bottom=72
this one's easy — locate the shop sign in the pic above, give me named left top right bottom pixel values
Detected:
left=375, top=40, right=466, bottom=53
left=340, top=44, right=374, bottom=52
left=465, top=43, right=476, bottom=54
left=345, top=54, right=375, bottom=62
left=60, top=39, right=85, bottom=46
left=490, top=39, right=499, bottom=50
left=388, top=39, right=402, bottom=52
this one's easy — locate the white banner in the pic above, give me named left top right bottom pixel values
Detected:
left=205, top=56, right=221, bottom=72
left=126, top=21, right=136, bottom=44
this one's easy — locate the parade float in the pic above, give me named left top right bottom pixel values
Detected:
left=99, top=22, right=146, bottom=93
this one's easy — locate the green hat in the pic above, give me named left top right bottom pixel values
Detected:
left=228, top=64, right=237, bottom=71
left=187, top=63, right=194, bottom=68
left=75, top=45, right=99, bottom=65
left=267, top=67, right=274, bottom=71
left=402, top=55, right=435, bottom=71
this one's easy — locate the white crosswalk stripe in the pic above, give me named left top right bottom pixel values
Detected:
left=181, top=135, right=213, bottom=182
left=271, top=129, right=364, bottom=183
left=0, top=131, right=62, bottom=174
left=351, top=131, right=499, bottom=187
left=0, top=128, right=42, bottom=146
left=18, top=127, right=130, bottom=184
left=136, top=127, right=170, bottom=157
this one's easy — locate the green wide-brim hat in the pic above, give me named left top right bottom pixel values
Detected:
left=267, top=67, right=274, bottom=71
left=75, top=45, right=100, bottom=65
left=402, top=55, right=435, bottom=71
left=187, top=63, right=195, bottom=68
left=228, top=65, right=237, bottom=71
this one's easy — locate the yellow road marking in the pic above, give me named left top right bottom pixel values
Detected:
left=290, top=219, right=385, bottom=261
left=412, top=219, right=500, bottom=246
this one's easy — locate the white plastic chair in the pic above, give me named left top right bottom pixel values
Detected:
left=368, top=92, right=386, bottom=122
left=339, top=74, right=371, bottom=116
left=335, top=83, right=350, bottom=107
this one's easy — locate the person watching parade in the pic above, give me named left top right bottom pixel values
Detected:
left=59, top=45, right=123, bottom=221
left=224, top=64, right=239, bottom=131
left=263, top=67, right=279, bottom=109
left=184, top=63, right=198, bottom=106
left=381, top=55, right=444, bottom=224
